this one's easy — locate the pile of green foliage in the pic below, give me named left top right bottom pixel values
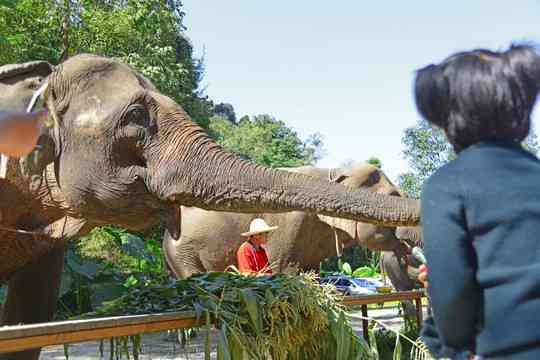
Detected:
left=368, top=316, right=422, bottom=360
left=86, top=272, right=368, bottom=360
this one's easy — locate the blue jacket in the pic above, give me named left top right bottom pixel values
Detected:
left=420, top=140, right=540, bottom=359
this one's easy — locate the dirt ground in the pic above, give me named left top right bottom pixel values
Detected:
left=40, top=306, right=415, bottom=360
left=41, top=330, right=219, bottom=360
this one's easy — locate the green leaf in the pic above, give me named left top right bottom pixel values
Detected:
left=352, top=266, right=373, bottom=277
left=205, top=311, right=212, bottom=360
left=58, top=270, right=74, bottom=298
left=369, top=329, right=380, bottom=360
left=342, top=262, right=353, bottom=276
left=120, top=233, right=153, bottom=261
left=216, top=323, right=231, bottom=360
left=336, top=311, right=351, bottom=360
left=228, top=327, right=246, bottom=360
left=239, top=288, right=263, bottom=336
left=66, top=257, right=100, bottom=280
left=90, top=282, right=126, bottom=309
left=123, top=275, right=139, bottom=288
left=393, top=333, right=402, bottom=360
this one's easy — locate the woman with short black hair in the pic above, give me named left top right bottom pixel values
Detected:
left=416, top=44, right=540, bottom=359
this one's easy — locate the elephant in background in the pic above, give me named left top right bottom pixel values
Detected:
left=0, top=54, right=419, bottom=360
left=380, top=226, right=424, bottom=292
left=163, top=163, right=413, bottom=278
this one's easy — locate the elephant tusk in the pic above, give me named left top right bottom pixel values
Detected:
left=26, top=82, right=48, bottom=113
left=333, top=226, right=342, bottom=257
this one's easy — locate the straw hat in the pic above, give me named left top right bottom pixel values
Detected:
left=241, top=218, right=278, bottom=237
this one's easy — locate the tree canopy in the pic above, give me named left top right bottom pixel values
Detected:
left=398, top=119, right=540, bottom=198
left=0, top=0, right=212, bottom=126
left=208, top=114, right=325, bottom=168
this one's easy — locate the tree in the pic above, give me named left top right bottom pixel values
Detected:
left=208, top=114, right=325, bottom=168
left=397, top=120, right=454, bottom=198
left=366, top=157, right=382, bottom=169
left=213, top=103, right=236, bottom=123
left=0, top=0, right=213, bottom=127
left=398, top=119, right=540, bottom=198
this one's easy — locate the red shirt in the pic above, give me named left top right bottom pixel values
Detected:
left=236, top=241, right=272, bottom=274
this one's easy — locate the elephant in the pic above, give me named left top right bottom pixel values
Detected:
left=0, top=54, right=419, bottom=359
left=380, top=226, right=424, bottom=292
left=162, top=163, right=411, bottom=278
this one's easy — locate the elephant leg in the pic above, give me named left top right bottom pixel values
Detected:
left=0, top=243, right=65, bottom=360
left=162, top=231, right=204, bottom=279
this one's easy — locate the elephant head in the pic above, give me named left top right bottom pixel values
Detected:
left=297, top=163, right=405, bottom=252
left=17, top=54, right=420, bottom=237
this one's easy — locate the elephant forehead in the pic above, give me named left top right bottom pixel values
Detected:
left=57, top=54, right=143, bottom=105
left=68, top=83, right=139, bottom=132
left=74, top=96, right=106, bottom=129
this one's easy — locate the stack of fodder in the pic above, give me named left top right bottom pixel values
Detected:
left=88, top=271, right=371, bottom=360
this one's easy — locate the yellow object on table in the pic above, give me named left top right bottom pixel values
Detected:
left=376, top=286, right=393, bottom=293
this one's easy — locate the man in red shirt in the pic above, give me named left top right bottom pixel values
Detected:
left=236, top=218, right=278, bottom=274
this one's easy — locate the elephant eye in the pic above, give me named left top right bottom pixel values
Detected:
left=123, top=104, right=150, bottom=127
left=25, top=77, right=42, bottom=90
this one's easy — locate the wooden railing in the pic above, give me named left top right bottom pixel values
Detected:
left=341, top=290, right=427, bottom=344
left=0, top=290, right=427, bottom=353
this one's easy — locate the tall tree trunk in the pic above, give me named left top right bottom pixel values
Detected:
left=59, top=0, right=70, bottom=63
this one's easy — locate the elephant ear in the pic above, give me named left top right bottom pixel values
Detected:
left=0, top=61, right=56, bottom=192
left=0, top=61, right=52, bottom=83
left=318, top=168, right=357, bottom=244
left=0, top=61, right=53, bottom=109
left=317, top=215, right=357, bottom=242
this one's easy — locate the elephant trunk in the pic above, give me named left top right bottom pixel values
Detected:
left=396, top=226, right=423, bottom=246
left=148, top=105, right=420, bottom=227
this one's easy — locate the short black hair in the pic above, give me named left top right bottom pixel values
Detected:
left=414, top=44, right=540, bottom=152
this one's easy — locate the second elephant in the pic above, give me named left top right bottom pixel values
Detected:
left=163, top=163, right=411, bottom=278
left=380, top=226, right=424, bottom=292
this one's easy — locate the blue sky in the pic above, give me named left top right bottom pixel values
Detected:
left=183, top=1, right=540, bottom=182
